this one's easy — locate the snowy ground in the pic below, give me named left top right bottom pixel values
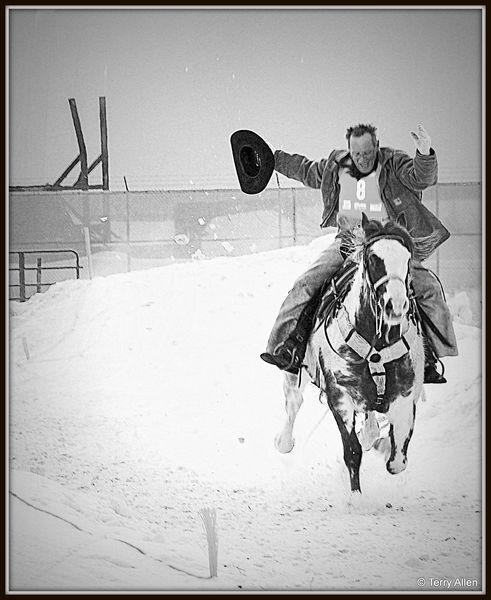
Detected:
left=8, top=234, right=483, bottom=592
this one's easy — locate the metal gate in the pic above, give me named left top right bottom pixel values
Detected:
left=9, top=249, right=82, bottom=302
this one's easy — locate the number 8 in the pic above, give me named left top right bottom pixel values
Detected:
left=356, top=180, right=366, bottom=200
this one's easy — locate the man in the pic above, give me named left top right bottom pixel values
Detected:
left=260, top=123, right=458, bottom=384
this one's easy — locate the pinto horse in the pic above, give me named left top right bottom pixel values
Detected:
left=275, top=215, right=425, bottom=494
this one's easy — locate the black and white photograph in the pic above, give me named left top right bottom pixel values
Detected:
left=7, top=5, right=483, bottom=593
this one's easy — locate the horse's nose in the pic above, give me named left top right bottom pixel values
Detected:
left=385, top=296, right=409, bottom=319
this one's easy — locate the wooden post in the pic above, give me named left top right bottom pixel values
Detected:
left=84, top=227, right=94, bottom=279
left=199, top=508, right=218, bottom=578
left=276, top=173, right=282, bottom=248
left=22, top=337, right=30, bottom=360
left=36, top=257, right=42, bottom=293
left=69, top=98, right=89, bottom=189
left=53, top=155, right=80, bottom=188
left=124, top=176, right=131, bottom=272
left=18, top=252, right=26, bottom=302
left=103, top=195, right=111, bottom=245
left=99, top=96, right=109, bottom=190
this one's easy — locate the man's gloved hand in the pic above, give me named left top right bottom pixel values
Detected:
left=410, top=123, right=431, bottom=155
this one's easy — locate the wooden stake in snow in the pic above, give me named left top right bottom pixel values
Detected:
left=22, top=337, right=30, bottom=360
left=199, top=507, right=218, bottom=578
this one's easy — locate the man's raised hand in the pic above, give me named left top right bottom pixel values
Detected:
left=410, top=124, right=431, bottom=155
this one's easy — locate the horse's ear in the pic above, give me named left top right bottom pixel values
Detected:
left=361, top=212, right=372, bottom=233
left=396, top=212, right=408, bottom=231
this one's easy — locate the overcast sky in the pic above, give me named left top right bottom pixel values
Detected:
left=8, top=7, right=483, bottom=190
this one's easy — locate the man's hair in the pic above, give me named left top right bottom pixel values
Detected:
left=346, top=123, right=378, bottom=147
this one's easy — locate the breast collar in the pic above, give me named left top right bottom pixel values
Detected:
left=334, top=305, right=417, bottom=405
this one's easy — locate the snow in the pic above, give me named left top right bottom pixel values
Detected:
left=8, top=234, right=483, bottom=592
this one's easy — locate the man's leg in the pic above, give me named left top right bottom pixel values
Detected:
left=261, top=238, right=345, bottom=372
left=411, top=263, right=458, bottom=383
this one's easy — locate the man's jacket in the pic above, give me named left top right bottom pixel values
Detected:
left=274, top=146, right=450, bottom=261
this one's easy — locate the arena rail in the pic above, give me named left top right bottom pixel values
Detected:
left=9, top=249, right=82, bottom=302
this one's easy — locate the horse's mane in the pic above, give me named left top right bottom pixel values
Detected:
left=341, top=219, right=414, bottom=263
left=314, top=219, right=414, bottom=329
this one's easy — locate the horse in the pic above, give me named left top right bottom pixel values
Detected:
left=274, top=215, right=425, bottom=494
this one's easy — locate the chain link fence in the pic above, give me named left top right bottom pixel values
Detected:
left=9, top=183, right=482, bottom=320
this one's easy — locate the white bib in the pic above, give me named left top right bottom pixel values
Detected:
left=337, top=169, right=388, bottom=229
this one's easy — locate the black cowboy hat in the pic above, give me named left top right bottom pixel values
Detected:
left=230, top=130, right=274, bottom=194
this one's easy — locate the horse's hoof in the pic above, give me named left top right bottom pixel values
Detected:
left=386, top=459, right=407, bottom=475
left=274, top=434, right=295, bottom=454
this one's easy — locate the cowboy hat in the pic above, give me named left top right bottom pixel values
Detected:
left=230, top=130, right=274, bottom=194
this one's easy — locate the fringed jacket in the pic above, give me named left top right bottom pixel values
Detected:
left=274, top=146, right=449, bottom=261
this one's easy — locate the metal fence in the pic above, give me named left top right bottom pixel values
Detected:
left=9, top=249, right=82, bottom=301
left=9, top=183, right=482, bottom=308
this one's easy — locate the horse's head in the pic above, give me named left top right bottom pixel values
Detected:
left=361, top=214, right=413, bottom=328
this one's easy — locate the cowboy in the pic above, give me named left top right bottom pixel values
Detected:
left=259, top=123, right=458, bottom=384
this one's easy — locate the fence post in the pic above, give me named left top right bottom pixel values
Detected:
left=83, top=227, right=94, bottom=279
left=103, top=195, right=111, bottom=245
left=276, top=174, right=282, bottom=248
left=74, top=252, right=81, bottom=279
left=36, top=258, right=42, bottom=293
left=19, top=252, right=26, bottom=302
left=124, top=176, right=131, bottom=272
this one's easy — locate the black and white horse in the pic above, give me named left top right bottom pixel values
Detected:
left=275, top=216, right=424, bottom=494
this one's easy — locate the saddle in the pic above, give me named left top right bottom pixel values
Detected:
left=290, top=259, right=448, bottom=386
left=288, top=259, right=359, bottom=355
left=314, top=260, right=359, bottom=328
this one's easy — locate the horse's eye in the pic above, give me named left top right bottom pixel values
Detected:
left=368, top=253, right=384, bottom=274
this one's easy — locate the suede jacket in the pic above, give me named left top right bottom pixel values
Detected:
left=274, top=146, right=450, bottom=261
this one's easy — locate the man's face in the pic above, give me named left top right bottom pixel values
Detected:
left=349, top=132, right=378, bottom=174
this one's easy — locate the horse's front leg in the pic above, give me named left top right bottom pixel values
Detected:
left=274, top=372, right=307, bottom=454
left=329, top=395, right=362, bottom=493
left=385, top=396, right=417, bottom=474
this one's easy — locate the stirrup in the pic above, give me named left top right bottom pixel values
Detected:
left=272, top=341, right=298, bottom=370
left=424, top=358, right=447, bottom=384
left=282, top=346, right=299, bottom=372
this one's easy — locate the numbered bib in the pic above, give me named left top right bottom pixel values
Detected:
left=338, top=170, right=388, bottom=226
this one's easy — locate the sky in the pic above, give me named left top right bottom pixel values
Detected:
left=8, top=7, right=483, bottom=190
left=9, top=234, right=482, bottom=591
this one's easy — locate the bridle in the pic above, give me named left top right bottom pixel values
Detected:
left=320, top=232, right=418, bottom=405
left=323, top=233, right=415, bottom=364
left=362, top=233, right=413, bottom=332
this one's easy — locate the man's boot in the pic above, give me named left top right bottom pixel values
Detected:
left=423, top=339, right=447, bottom=384
left=260, top=294, right=319, bottom=375
left=260, top=336, right=302, bottom=375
